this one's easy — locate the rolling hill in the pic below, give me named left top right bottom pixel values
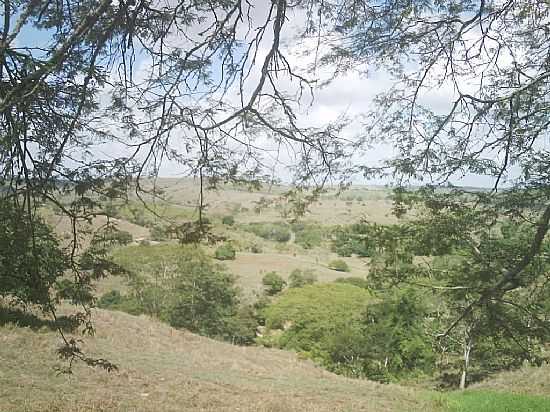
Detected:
left=0, top=307, right=432, bottom=412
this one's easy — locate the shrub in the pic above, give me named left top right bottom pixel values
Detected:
left=94, top=226, right=133, bottom=247
left=331, top=223, right=377, bottom=257
left=96, top=290, right=142, bottom=315
left=292, top=223, right=325, bottom=249
left=103, top=202, right=119, bottom=218
left=244, top=222, right=291, bottom=243
left=114, top=230, right=133, bottom=245
left=262, top=271, right=286, bottom=295
left=150, top=224, right=169, bottom=241
left=249, top=243, right=263, bottom=253
left=328, top=259, right=350, bottom=272
left=214, top=243, right=236, bottom=260
left=288, top=269, right=317, bottom=288
left=272, top=227, right=291, bottom=242
left=128, top=206, right=148, bottom=227
left=334, top=277, right=369, bottom=289
left=222, top=215, right=235, bottom=226
left=224, top=305, right=260, bottom=345
left=97, top=290, right=123, bottom=307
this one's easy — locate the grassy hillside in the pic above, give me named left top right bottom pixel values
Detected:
left=0, top=307, right=432, bottom=412
left=132, top=177, right=397, bottom=225
left=469, top=363, right=550, bottom=397
left=2, top=306, right=549, bottom=412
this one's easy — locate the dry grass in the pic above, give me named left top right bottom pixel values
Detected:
left=469, top=363, right=550, bottom=397
left=43, top=211, right=150, bottom=247
left=0, top=308, right=437, bottom=412
left=223, top=252, right=368, bottom=298
left=137, top=178, right=396, bottom=225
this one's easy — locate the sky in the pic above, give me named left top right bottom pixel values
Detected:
left=8, top=0, right=524, bottom=189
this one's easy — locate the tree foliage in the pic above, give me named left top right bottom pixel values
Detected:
left=368, top=188, right=550, bottom=387
left=0, top=200, right=69, bottom=309
left=288, top=269, right=317, bottom=288
left=261, top=271, right=287, bottom=296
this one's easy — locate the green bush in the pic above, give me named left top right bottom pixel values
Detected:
left=262, top=271, right=286, bottom=295
left=249, top=243, right=263, bottom=253
left=103, top=202, right=120, bottom=218
left=93, top=226, right=133, bottom=247
left=291, top=223, right=325, bottom=249
left=328, top=259, right=350, bottom=272
left=288, top=269, right=317, bottom=288
left=150, top=224, right=169, bottom=241
left=214, top=243, right=236, bottom=260
left=222, top=215, right=235, bottom=226
left=97, top=290, right=123, bottom=307
left=331, top=223, right=377, bottom=257
left=244, top=222, right=291, bottom=243
left=224, top=305, right=260, bottom=345
left=259, top=283, right=371, bottom=370
left=113, top=230, right=133, bottom=245
left=96, top=290, right=143, bottom=315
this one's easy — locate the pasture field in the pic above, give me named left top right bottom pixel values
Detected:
left=83, top=179, right=388, bottom=298
left=0, top=307, right=432, bottom=412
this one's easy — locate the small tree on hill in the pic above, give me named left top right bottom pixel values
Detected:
left=222, top=215, right=235, bottom=226
left=214, top=243, right=236, bottom=260
left=288, top=269, right=317, bottom=288
left=262, top=272, right=287, bottom=296
left=167, top=247, right=240, bottom=337
left=328, top=259, right=350, bottom=272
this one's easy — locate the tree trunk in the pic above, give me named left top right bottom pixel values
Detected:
left=459, top=338, right=472, bottom=390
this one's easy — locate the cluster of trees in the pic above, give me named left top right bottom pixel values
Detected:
left=99, top=245, right=259, bottom=345
left=99, top=246, right=328, bottom=346
left=253, top=188, right=550, bottom=388
left=242, top=221, right=328, bottom=249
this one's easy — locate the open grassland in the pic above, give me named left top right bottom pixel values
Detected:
left=223, top=252, right=367, bottom=297
left=0, top=307, right=434, bottom=412
left=134, top=178, right=397, bottom=225
left=42, top=208, right=150, bottom=246
left=24, top=180, right=550, bottom=411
